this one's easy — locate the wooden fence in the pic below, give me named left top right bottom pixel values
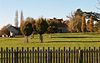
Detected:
left=0, top=47, right=100, bottom=63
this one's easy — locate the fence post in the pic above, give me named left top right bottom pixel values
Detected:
left=6, top=47, right=9, bottom=63
left=32, top=47, right=34, bottom=63
left=69, top=47, right=70, bottom=63
left=37, top=47, right=39, bottom=63
left=48, top=47, right=52, bottom=63
left=99, top=47, right=100, bottom=63
left=14, top=47, right=18, bottom=63
left=1, top=47, right=3, bottom=63
left=40, top=49, right=42, bottom=63
left=79, top=49, right=83, bottom=63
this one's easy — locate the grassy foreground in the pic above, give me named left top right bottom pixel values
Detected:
left=0, top=33, right=100, bottom=49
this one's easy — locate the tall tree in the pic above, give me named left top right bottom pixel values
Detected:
left=67, top=9, right=83, bottom=32
left=89, top=16, right=93, bottom=32
left=81, top=15, right=86, bottom=32
left=75, top=9, right=83, bottom=16
left=21, top=18, right=33, bottom=43
left=36, top=17, right=48, bottom=43
left=26, top=17, right=36, bottom=38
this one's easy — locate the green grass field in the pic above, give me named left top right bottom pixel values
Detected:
left=0, top=33, right=100, bottom=49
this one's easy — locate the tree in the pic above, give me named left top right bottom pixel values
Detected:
left=26, top=17, right=36, bottom=38
left=36, top=17, right=48, bottom=43
left=21, top=18, right=33, bottom=43
left=29, top=17, right=36, bottom=33
left=75, top=9, right=83, bottom=16
left=47, top=19, right=58, bottom=38
left=89, top=16, right=93, bottom=32
left=47, top=19, right=58, bottom=33
left=67, top=9, right=83, bottom=32
left=94, top=21, right=100, bottom=32
left=81, top=15, right=86, bottom=32
left=0, top=26, right=10, bottom=37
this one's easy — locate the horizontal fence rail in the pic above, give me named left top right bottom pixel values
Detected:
left=0, top=47, right=100, bottom=63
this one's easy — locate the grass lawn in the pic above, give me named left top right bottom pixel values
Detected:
left=0, top=32, right=100, bottom=49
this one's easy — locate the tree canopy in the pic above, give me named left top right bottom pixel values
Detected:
left=36, top=17, right=48, bottom=34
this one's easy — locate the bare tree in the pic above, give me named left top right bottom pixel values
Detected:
left=67, top=9, right=83, bottom=32
left=96, top=0, right=100, bottom=10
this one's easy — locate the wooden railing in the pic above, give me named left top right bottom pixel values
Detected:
left=0, top=47, right=100, bottom=63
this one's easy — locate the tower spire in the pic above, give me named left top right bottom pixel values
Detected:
left=14, top=10, right=18, bottom=27
left=20, top=10, right=24, bottom=28
left=20, top=10, right=23, bottom=22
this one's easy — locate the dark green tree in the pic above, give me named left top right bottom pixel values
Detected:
left=47, top=19, right=58, bottom=38
left=47, top=19, right=58, bottom=33
left=21, top=18, right=33, bottom=43
left=36, top=17, right=48, bottom=43
left=26, top=17, right=36, bottom=38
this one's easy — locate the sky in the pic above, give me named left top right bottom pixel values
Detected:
left=0, top=0, right=99, bottom=29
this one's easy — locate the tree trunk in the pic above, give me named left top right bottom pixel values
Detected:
left=49, top=33, right=52, bottom=38
left=31, top=34, right=34, bottom=39
left=40, top=34, right=43, bottom=43
left=25, top=36, right=28, bottom=43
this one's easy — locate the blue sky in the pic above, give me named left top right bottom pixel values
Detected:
left=0, top=0, right=99, bottom=28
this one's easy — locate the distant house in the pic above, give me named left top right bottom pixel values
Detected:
left=0, top=26, right=10, bottom=37
left=6, top=24, right=21, bottom=37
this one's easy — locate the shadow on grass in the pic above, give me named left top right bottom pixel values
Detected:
left=47, top=40, right=100, bottom=43
left=51, top=36, right=100, bottom=38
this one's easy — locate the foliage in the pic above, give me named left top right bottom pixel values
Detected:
left=94, top=21, right=100, bottom=32
left=67, top=9, right=83, bottom=32
left=47, top=19, right=58, bottom=33
left=81, top=15, right=87, bottom=32
left=25, top=17, right=36, bottom=31
left=21, top=17, right=33, bottom=42
left=36, top=17, right=48, bottom=34
left=29, top=18, right=36, bottom=33
left=36, top=17, right=48, bottom=43
left=20, top=20, right=24, bottom=35
left=88, top=16, right=93, bottom=32
left=23, top=21, right=33, bottom=36
left=75, top=8, right=83, bottom=16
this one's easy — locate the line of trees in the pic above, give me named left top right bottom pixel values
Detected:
left=67, top=9, right=100, bottom=33
left=20, top=17, right=68, bottom=43
left=1, top=9, right=100, bottom=42
left=14, top=9, right=100, bottom=43
left=20, top=17, right=48, bottom=43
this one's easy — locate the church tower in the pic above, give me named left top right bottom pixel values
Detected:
left=14, top=10, right=18, bottom=27
left=20, top=10, right=24, bottom=28
left=20, top=10, right=23, bottom=22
